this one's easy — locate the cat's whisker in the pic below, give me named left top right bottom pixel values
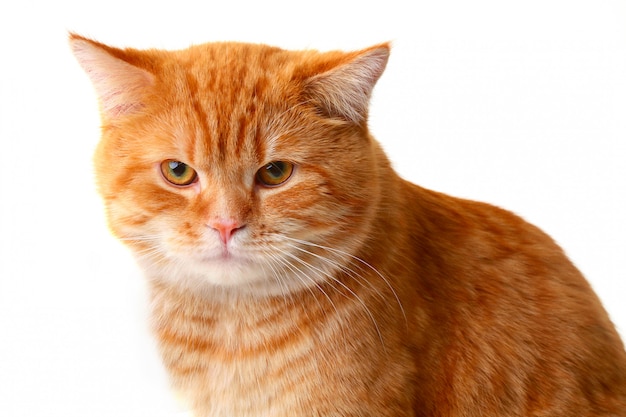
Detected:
left=118, top=234, right=161, bottom=243
left=258, top=250, right=291, bottom=302
left=283, top=242, right=395, bottom=336
left=261, top=241, right=346, bottom=322
left=268, top=249, right=352, bottom=351
left=283, top=241, right=389, bottom=306
left=279, top=247, right=386, bottom=350
left=130, top=243, right=169, bottom=266
left=259, top=243, right=337, bottom=318
left=129, top=244, right=160, bottom=257
left=280, top=235, right=407, bottom=324
left=130, top=248, right=164, bottom=262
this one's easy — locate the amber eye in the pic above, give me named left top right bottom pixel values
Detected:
left=256, top=161, right=294, bottom=187
left=160, top=160, right=198, bottom=186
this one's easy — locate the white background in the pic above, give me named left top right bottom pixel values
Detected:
left=1, top=1, right=625, bottom=416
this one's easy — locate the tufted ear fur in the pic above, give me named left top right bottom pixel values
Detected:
left=69, top=34, right=154, bottom=119
left=304, top=44, right=390, bottom=124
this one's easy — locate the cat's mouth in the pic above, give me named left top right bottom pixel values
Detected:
left=197, top=248, right=253, bottom=266
left=203, top=252, right=235, bottom=262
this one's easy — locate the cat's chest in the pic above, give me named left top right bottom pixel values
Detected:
left=154, top=299, right=326, bottom=417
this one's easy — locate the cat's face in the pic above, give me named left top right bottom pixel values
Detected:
left=71, top=37, right=389, bottom=296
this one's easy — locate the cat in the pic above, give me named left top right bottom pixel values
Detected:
left=70, top=33, right=626, bottom=416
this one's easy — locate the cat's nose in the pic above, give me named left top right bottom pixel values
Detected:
left=208, top=219, right=244, bottom=245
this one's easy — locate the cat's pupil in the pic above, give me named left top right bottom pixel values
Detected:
left=169, top=161, right=187, bottom=177
left=256, top=161, right=294, bottom=187
left=265, top=162, right=286, bottom=179
left=160, top=159, right=197, bottom=186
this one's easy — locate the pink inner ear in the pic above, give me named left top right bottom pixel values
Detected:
left=305, top=45, right=390, bottom=124
left=70, top=39, right=155, bottom=118
left=97, top=81, right=150, bottom=118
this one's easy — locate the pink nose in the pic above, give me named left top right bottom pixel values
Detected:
left=208, top=219, right=244, bottom=245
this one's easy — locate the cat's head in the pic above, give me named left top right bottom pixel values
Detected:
left=70, top=34, right=390, bottom=296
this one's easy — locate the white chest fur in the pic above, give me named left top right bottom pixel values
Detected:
left=151, top=288, right=346, bottom=417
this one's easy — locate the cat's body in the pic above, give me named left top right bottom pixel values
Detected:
left=70, top=35, right=626, bottom=416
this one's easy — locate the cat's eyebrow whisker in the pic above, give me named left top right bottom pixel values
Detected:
left=266, top=99, right=315, bottom=132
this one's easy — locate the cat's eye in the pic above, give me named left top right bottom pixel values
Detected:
left=256, top=161, right=294, bottom=187
left=160, top=160, right=198, bottom=186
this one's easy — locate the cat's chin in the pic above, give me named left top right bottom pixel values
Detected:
left=140, top=254, right=314, bottom=297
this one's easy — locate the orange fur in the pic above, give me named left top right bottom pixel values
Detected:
left=70, top=34, right=626, bottom=416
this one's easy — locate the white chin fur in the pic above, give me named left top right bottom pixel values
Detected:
left=137, top=254, right=325, bottom=298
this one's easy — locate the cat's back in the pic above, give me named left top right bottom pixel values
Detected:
left=395, top=180, right=626, bottom=415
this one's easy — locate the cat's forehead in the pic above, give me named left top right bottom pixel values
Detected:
left=170, top=42, right=297, bottom=88
left=153, top=43, right=314, bottom=169
left=181, top=42, right=287, bottom=66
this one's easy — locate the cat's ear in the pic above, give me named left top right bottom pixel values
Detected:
left=304, top=44, right=390, bottom=124
left=69, top=34, right=155, bottom=119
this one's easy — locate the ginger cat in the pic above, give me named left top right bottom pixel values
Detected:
left=70, top=34, right=626, bottom=416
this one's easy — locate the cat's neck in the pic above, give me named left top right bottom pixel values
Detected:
left=148, top=277, right=366, bottom=354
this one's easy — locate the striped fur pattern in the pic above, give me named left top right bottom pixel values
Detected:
left=71, top=35, right=626, bottom=416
